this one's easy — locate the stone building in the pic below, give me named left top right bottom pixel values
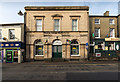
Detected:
left=89, top=11, right=120, bottom=60
left=24, top=6, right=89, bottom=61
left=0, top=23, right=24, bottom=63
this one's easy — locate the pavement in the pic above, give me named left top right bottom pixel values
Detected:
left=1, top=61, right=120, bottom=81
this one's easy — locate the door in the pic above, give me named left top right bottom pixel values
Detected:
left=0, top=51, right=2, bottom=62
left=6, top=50, right=13, bottom=63
left=52, top=45, right=62, bottom=58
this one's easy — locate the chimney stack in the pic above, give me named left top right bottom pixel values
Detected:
left=104, top=11, right=109, bottom=16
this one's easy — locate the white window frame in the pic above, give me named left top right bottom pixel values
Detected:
left=95, top=28, right=100, bottom=38
left=72, top=19, right=78, bottom=31
left=36, top=19, right=42, bottom=31
left=54, top=19, right=60, bottom=31
left=95, top=19, right=100, bottom=24
left=9, top=29, right=15, bottom=40
left=0, top=29, right=2, bottom=40
left=110, top=28, right=115, bottom=38
left=35, top=42, right=44, bottom=56
left=109, top=19, right=114, bottom=24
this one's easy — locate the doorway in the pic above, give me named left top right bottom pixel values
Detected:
left=52, top=40, right=62, bottom=58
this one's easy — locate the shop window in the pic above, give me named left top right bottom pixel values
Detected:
left=72, top=19, right=78, bottom=31
left=36, top=19, right=42, bottom=31
left=0, top=29, right=2, bottom=40
left=110, top=28, right=115, bottom=38
left=71, top=40, right=79, bottom=56
left=9, top=29, right=15, bottom=39
left=35, top=40, right=43, bottom=56
left=54, top=19, right=60, bottom=31
left=98, top=42, right=104, bottom=50
left=108, top=42, right=115, bottom=50
left=95, top=19, right=100, bottom=24
left=95, top=28, right=100, bottom=38
left=109, top=19, right=114, bottom=24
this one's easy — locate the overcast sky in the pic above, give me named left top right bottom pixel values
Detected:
left=0, top=1, right=119, bottom=24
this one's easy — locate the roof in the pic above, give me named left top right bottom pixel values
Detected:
left=24, top=6, right=89, bottom=11
left=89, top=15, right=118, bottom=18
left=0, top=23, right=24, bottom=26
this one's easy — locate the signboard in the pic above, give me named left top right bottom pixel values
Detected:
left=96, top=53, right=101, bottom=57
left=105, top=38, right=120, bottom=41
left=116, top=45, right=119, bottom=50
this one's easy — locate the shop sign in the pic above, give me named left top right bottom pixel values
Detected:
left=96, top=53, right=101, bottom=57
left=105, top=38, right=120, bottom=41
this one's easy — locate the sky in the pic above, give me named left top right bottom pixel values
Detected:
left=0, top=1, right=119, bottom=24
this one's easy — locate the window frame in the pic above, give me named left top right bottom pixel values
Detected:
left=109, top=19, right=114, bottom=24
left=95, top=28, right=100, bottom=38
left=72, top=19, right=78, bottom=31
left=36, top=19, right=42, bottom=31
left=109, top=28, right=115, bottom=38
left=70, top=40, right=79, bottom=56
left=9, top=29, right=15, bottom=40
left=95, top=19, right=100, bottom=24
left=0, top=29, right=2, bottom=40
left=35, top=41, right=44, bottom=56
left=54, top=19, right=60, bottom=31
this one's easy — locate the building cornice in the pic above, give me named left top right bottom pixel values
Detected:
left=24, top=6, right=89, bottom=11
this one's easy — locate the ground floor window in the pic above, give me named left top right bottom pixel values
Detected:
left=35, top=40, right=43, bottom=56
left=98, top=42, right=105, bottom=50
left=108, top=42, right=115, bottom=50
left=71, top=40, right=79, bottom=55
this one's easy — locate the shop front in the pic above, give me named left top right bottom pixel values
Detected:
left=0, top=42, right=24, bottom=63
left=89, top=38, right=120, bottom=60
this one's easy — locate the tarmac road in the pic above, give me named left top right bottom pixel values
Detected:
left=1, top=61, right=120, bottom=81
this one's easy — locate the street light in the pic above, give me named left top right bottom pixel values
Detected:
left=18, top=10, right=24, bottom=16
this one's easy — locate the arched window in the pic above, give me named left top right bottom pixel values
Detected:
left=35, top=40, right=43, bottom=56
left=71, top=40, right=79, bottom=55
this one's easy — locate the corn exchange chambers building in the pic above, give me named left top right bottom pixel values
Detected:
left=25, top=6, right=89, bottom=61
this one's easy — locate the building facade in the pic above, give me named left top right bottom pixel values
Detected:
left=89, top=11, right=120, bottom=60
left=0, top=23, right=24, bottom=63
left=25, top=6, right=89, bottom=61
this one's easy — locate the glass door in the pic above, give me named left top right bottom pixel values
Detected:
left=6, top=50, right=13, bottom=63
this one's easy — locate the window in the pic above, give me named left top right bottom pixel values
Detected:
left=35, top=40, right=43, bottom=56
left=95, top=19, right=100, bottom=24
left=108, top=42, right=115, bottom=50
left=110, top=28, right=115, bottom=38
left=0, top=29, right=2, bottom=40
left=71, top=40, right=79, bottom=56
left=109, top=19, right=114, bottom=24
left=54, top=19, right=60, bottom=31
left=98, top=42, right=105, bottom=50
left=95, top=28, right=100, bottom=38
left=9, top=29, right=15, bottom=39
left=36, top=19, right=42, bottom=31
left=72, top=19, right=78, bottom=31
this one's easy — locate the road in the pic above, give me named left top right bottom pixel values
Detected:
left=1, top=61, right=120, bottom=81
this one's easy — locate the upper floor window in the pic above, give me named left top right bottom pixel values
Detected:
left=95, top=28, right=100, bottom=38
left=109, top=19, right=114, bottom=24
left=0, top=29, right=2, bottom=40
left=95, top=19, right=100, bottom=24
left=54, top=19, right=60, bottom=31
left=36, top=19, right=42, bottom=31
left=9, top=29, right=15, bottom=40
left=110, top=28, right=115, bottom=38
left=72, top=19, right=78, bottom=31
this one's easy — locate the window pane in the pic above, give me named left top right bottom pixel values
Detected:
left=109, top=19, right=114, bottom=24
left=71, top=40, right=79, bottom=55
left=36, top=20, right=42, bottom=31
left=95, top=28, right=100, bottom=37
left=72, top=19, right=77, bottom=31
left=95, top=19, right=100, bottom=24
left=9, top=29, right=15, bottom=39
left=110, top=28, right=114, bottom=37
left=36, top=45, right=43, bottom=55
left=54, top=19, right=60, bottom=31
left=0, top=29, right=2, bottom=39
left=58, top=46, right=62, bottom=52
